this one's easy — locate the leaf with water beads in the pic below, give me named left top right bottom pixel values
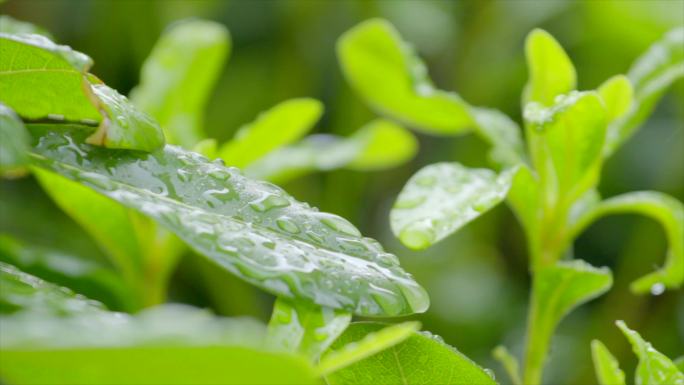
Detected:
left=27, top=126, right=429, bottom=317
left=390, top=162, right=516, bottom=250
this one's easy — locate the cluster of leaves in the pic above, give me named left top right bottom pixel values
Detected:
left=337, top=18, right=684, bottom=385
left=0, top=15, right=498, bottom=385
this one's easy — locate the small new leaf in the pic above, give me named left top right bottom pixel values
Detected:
left=598, top=75, right=634, bottom=122
left=391, top=163, right=515, bottom=250
left=591, top=340, right=626, bottom=385
left=523, top=29, right=577, bottom=106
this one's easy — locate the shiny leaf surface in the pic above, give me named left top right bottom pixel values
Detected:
left=0, top=102, right=29, bottom=173
left=391, top=162, right=515, bottom=250
left=523, top=29, right=576, bottom=106
left=617, top=321, right=684, bottom=385
left=27, top=126, right=429, bottom=317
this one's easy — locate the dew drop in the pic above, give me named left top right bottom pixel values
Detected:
left=394, top=196, right=426, bottom=209
left=415, top=175, right=436, bottom=187
left=650, top=283, right=665, bottom=296
left=399, top=222, right=436, bottom=250
left=249, top=194, right=290, bottom=212
left=276, top=218, right=300, bottom=234
left=318, top=214, right=361, bottom=237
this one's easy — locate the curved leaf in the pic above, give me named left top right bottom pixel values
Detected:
left=569, top=191, right=683, bottom=294
left=391, top=162, right=515, bottom=250
left=337, top=18, right=474, bottom=135
left=318, top=321, right=419, bottom=376
left=0, top=102, right=29, bottom=173
left=219, top=98, right=323, bottom=168
left=267, top=297, right=351, bottom=360
left=471, top=107, right=526, bottom=167
left=27, top=126, right=429, bottom=317
left=524, top=260, right=612, bottom=384
left=524, top=91, right=607, bottom=205
left=616, top=321, right=684, bottom=385
left=0, top=261, right=104, bottom=315
left=323, top=323, right=497, bottom=385
left=130, top=19, right=230, bottom=147
left=598, top=75, right=634, bottom=122
left=604, top=27, right=684, bottom=156
left=245, top=119, right=417, bottom=184
left=523, top=29, right=576, bottom=106
left=492, top=345, right=522, bottom=385
left=0, top=33, right=164, bottom=151
left=591, top=340, right=626, bottom=385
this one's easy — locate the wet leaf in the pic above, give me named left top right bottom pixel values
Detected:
left=130, top=19, right=230, bottom=147
left=246, top=119, right=416, bottom=184
left=337, top=18, right=474, bottom=135
left=617, top=321, right=684, bottom=385
left=0, top=33, right=164, bottom=151
left=523, top=29, right=576, bottom=106
left=591, top=340, right=626, bottom=385
left=219, top=98, right=323, bottom=168
left=569, top=191, right=683, bottom=294
left=27, top=126, right=429, bottom=317
left=323, top=323, right=497, bottom=384
left=391, top=162, right=515, bottom=250
left=597, top=75, right=634, bottom=122
left=471, top=107, right=526, bottom=167
left=267, top=297, right=350, bottom=360
left=524, top=91, right=607, bottom=205
left=604, top=27, right=684, bottom=157
left=0, top=103, right=29, bottom=173
left=0, top=15, right=53, bottom=39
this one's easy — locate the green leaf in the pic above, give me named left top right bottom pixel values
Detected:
left=28, top=126, right=429, bottom=317
left=507, top=165, right=541, bottom=241
left=616, top=320, right=684, bottom=385
left=604, top=27, right=684, bottom=157
left=524, top=91, right=607, bottom=206
left=524, top=260, right=612, bottom=384
left=0, top=15, right=53, bottom=39
left=523, top=29, right=576, bottom=106
left=569, top=191, right=683, bottom=294
left=674, top=356, right=684, bottom=372
left=598, top=75, right=634, bottom=122
left=0, top=102, right=29, bottom=173
left=492, top=345, right=522, bottom=385
left=267, top=297, right=351, bottom=360
left=130, top=19, right=230, bottom=148
left=337, top=18, right=474, bottom=135
left=391, top=162, right=515, bottom=250
left=218, top=98, right=323, bottom=168
left=591, top=340, right=626, bottom=385
left=245, top=119, right=416, bottom=184
left=0, top=261, right=105, bottom=315
left=0, top=235, right=131, bottom=311
left=0, top=33, right=164, bottom=151
left=323, top=322, right=497, bottom=384
left=318, top=321, right=419, bottom=376
left=471, top=107, right=526, bottom=167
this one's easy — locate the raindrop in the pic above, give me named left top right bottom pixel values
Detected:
left=318, top=214, right=361, bottom=237
left=415, top=175, right=436, bottom=187
left=249, top=194, right=290, bottom=212
left=394, top=196, right=426, bottom=209
left=276, top=218, right=300, bottom=234
left=650, top=283, right=665, bottom=296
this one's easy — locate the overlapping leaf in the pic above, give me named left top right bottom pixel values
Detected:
left=27, top=126, right=428, bottom=317
left=323, top=322, right=497, bottom=384
left=523, top=29, right=576, bottom=106
left=591, top=340, right=626, bottom=385
left=0, top=33, right=164, bottom=151
left=0, top=102, right=29, bottom=173
left=130, top=19, right=230, bottom=147
left=391, top=162, right=515, bottom=250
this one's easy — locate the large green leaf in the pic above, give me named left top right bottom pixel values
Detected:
left=0, top=33, right=164, bottom=151
left=391, top=162, right=515, bottom=250
left=523, top=29, right=576, bottom=106
left=218, top=98, right=323, bottom=168
left=324, top=323, right=497, bottom=385
left=569, top=191, right=683, bottom=294
left=245, top=119, right=417, bottom=184
left=523, top=260, right=612, bottom=384
left=130, top=19, right=230, bottom=147
left=0, top=102, right=29, bottom=173
left=591, top=340, right=626, bottom=385
left=616, top=321, right=684, bottom=385
left=0, top=265, right=317, bottom=384
left=524, top=91, right=607, bottom=206
left=267, top=297, right=351, bottom=361
left=27, top=126, right=429, bottom=317
left=337, top=18, right=474, bottom=135
left=604, top=27, right=684, bottom=157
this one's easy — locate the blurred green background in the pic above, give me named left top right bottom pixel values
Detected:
left=1, top=1, right=682, bottom=384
